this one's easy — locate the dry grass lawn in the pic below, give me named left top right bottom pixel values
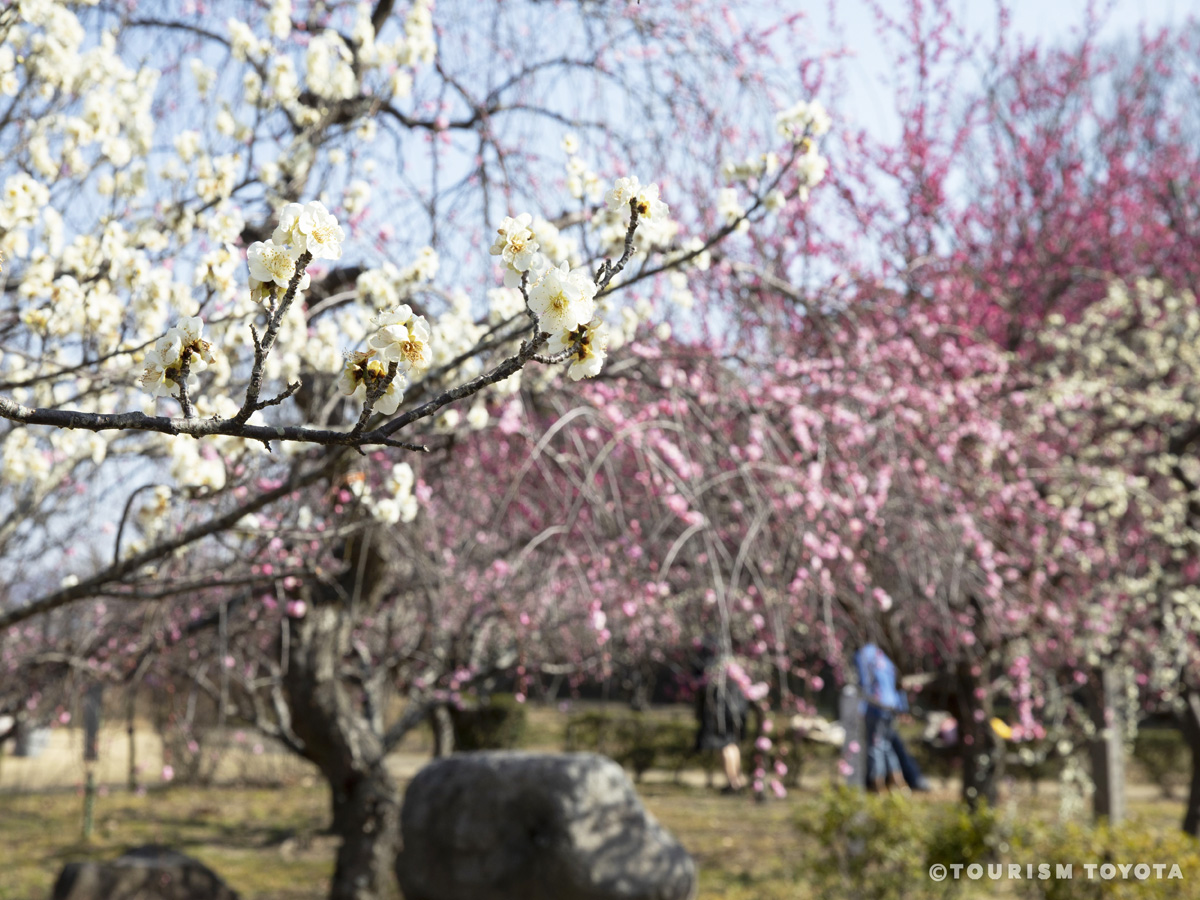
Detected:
left=0, top=707, right=1191, bottom=900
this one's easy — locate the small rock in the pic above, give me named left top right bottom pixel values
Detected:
left=52, top=845, right=239, bottom=900
left=396, top=751, right=697, bottom=900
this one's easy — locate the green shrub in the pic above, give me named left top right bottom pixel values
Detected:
left=924, top=801, right=1016, bottom=873
left=564, top=711, right=617, bottom=754
left=450, top=694, right=528, bottom=751
left=1131, top=728, right=1188, bottom=799
left=1007, top=744, right=1067, bottom=789
left=1013, top=820, right=1200, bottom=900
left=642, top=719, right=697, bottom=781
left=798, top=784, right=931, bottom=900
left=564, top=709, right=719, bottom=782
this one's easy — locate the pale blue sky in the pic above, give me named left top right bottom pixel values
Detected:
left=800, top=0, right=1190, bottom=141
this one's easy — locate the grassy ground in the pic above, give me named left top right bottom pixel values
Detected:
left=2, top=777, right=1186, bottom=900
left=0, top=706, right=1192, bottom=900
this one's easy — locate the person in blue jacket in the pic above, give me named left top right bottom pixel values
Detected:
left=855, top=643, right=929, bottom=792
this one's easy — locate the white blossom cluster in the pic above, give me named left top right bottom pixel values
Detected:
left=356, top=246, right=440, bottom=309
left=485, top=177, right=676, bottom=383
left=250, top=200, right=344, bottom=291
left=564, top=132, right=605, bottom=204
left=548, top=317, right=610, bottom=382
left=716, top=97, right=833, bottom=223
left=337, top=305, right=433, bottom=416
left=349, top=461, right=420, bottom=525
left=131, top=202, right=342, bottom=404
left=717, top=187, right=746, bottom=227
left=720, top=152, right=780, bottom=185
left=528, top=262, right=599, bottom=347
left=300, top=0, right=434, bottom=103
left=139, top=317, right=217, bottom=399
left=775, top=99, right=832, bottom=144
left=490, top=214, right=542, bottom=288
left=594, top=175, right=677, bottom=258
left=778, top=99, right=831, bottom=200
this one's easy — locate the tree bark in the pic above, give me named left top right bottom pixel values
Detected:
left=1182, top=689, right=1200, bottom=837
left=955, top=659, right=1003, bottom=809
left=1087, top=667, right=1125, bottom=824
left=126, top=687, right=138, bottom=792
left=284, top=537, right=401, bottom=900
left=430, top=703, right=455, bottom=758
left=327, top=763, right=401, bottom=900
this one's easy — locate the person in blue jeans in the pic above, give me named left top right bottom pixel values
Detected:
left=855, top=643, right=929, bottom=792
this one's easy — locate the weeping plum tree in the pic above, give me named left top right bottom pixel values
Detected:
left=761, top=1, right=1200, bottom=819
left=408, top=1, right=1200, bottom=823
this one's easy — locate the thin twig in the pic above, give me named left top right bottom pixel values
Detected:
left=235, top=250, right=313, bottom=425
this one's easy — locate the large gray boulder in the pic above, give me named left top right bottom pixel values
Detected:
left=396, top=751, right=697, bottom=900
left=51, top=845, right=240, bottom=900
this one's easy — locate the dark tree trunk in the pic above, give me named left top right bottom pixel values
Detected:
left=430, top=704, right=455, bottom=758
left=1182, top=689, right=1200, bottom=837
left=1087, top=667, right=1125, bottom=824
left=284, top=536, right=401, bottom=900
left=126, top=687, right=138, bottom=792
left=955, top=659, right=1002, bottom=809
left=328, top=764, right=401, bottom=900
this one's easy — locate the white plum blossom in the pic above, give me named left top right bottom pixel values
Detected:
left=795, top=147, right=829, bottom=191
left=721, top=151, right=781, bottom=184
left=775, top=99, right=832, bottom=143
left=268, top=56, right=300, bottom=102
left=370, top=464, right=419, bottom=522
left=487, top=286, right=524, bottom=324
left=489, top=213, right=542, bottom=288
left=174, top=130, right=202, bottom=163
left=228, top=19, right=267, bottom=62
left=528, top=262, right=596, bottom=335
left=531, top=217, right=577, bottom=268
left=466, top=403, right=489, bottom=430
left=717, top=187, right=744, bottom=225
left=567, top=158, right=604, bottom=203
left=268, top=0, right=292, bottom=39
left=139, top=316, right=216, bottom=399
left=389, top=69, right=414, bottom=99
left=2, top=428, right=51, bottom=485
left=297, top=201, right=345, bottom=258
left=140, top=332, right=184, bottom=398
left=175, top=316, right=216, bottom=371
left=306, top=31, right=357, bottom=101
left=371, top=495, right=418, bottom=525
left=605, top=175, right=641, bottom=212
left=367, top=305, right=433, bottom=375
left=401, top=0, right=437, bottom=65
left=272, top=202, right=304, bottom=246
left=1, top=174, right=50, bottom=230
left=274, top=200, right=344, bottom=259
left=343, top=179, right=371, bottom=215
left=386, top=461, right=415, bottom=498
left=247, top=240, right=299, bottom=288
left=338, top=350, right=406, bottom=415
left=632, top=182, right=669, bottom=224
left=549, top=317, right=609, bottom=381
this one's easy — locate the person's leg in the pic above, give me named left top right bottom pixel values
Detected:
left=721, top=742, right=743, bottom=790
left=880, top=719, right=907, bottom=793
left=868, top=732, right=891, bottom=792
left=891, top=728, right=930, bottom=790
